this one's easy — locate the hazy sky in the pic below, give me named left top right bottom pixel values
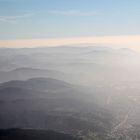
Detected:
left=0, top=0, right=140, bottom=49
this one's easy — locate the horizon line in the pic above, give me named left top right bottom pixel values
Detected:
left=0, top=35, right=140, bottom=51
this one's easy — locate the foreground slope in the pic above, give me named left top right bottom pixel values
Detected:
left=0, top=129, right=80, bottom=140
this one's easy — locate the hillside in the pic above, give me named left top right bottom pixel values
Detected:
left=0, top=129, right=80, bottom=140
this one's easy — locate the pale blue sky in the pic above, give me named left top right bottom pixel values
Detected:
left=0, top=0, right=140, bottom=39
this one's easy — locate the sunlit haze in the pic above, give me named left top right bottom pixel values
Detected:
left=0, top=1, right=140, bottom=140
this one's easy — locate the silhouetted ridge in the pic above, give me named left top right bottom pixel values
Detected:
left=0, top=129, right=80, bottom=140
left=0, top=78, right=72, bottom=91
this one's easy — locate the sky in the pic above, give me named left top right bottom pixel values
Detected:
left=0, top=0, right=140, bottom=50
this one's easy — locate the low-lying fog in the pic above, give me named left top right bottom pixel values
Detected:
left=0, top=46, right=140, bottom=140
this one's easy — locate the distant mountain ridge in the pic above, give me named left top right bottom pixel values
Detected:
left=0, top=77, right=72, bottom=92
left=0, top=68, right=67, bottom=83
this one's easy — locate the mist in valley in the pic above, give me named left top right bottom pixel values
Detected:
left=0, top=46, right=140, bottom=140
